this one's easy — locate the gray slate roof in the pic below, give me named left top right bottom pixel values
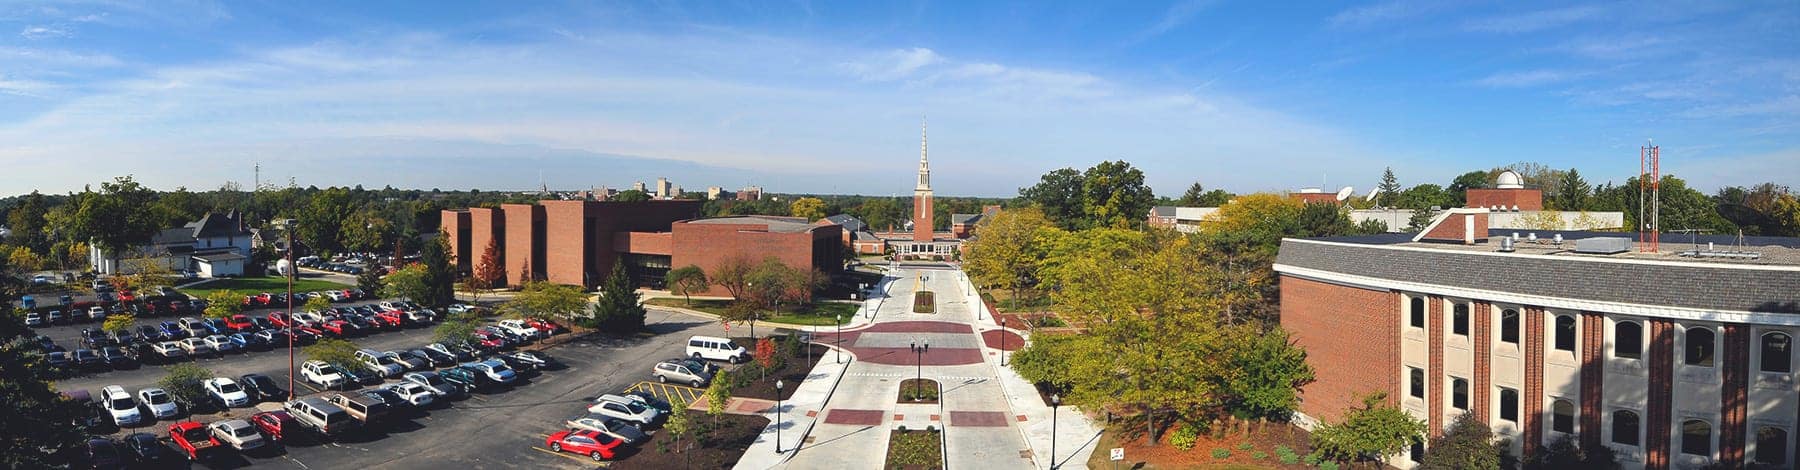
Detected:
left=1151, top=206, right=1176, bottom=217
left=822, top=214, right=867, bottom=233
left=1275, top=239, right=1800, bottom=314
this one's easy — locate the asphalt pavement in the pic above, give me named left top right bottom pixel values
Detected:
left=55, top=306, right=728, bottom=469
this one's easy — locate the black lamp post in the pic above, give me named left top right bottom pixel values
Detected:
left=910, top=339, right=929, bottom=400
left=835, top=314, right=843, bottom=364
left=774, top=379, right=785, bottom=454
left=1050, top=393, right=1061, bottom=470
left=999, top=318, right=1009, bottom=366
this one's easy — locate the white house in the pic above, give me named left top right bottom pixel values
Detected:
left=90, top=211, right=255, bottom=278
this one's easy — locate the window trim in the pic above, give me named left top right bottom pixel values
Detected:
left=1755, top=426, right=1789, bottom=465
left=1450, top=376, right=1468, bottom=410
left=1408, top=296, right=1426, bottom=329
left=1611, top=409, right=1641, bottom=446
left=1553, top=315, right=1577, bottom=352
left=1499, top=308, right=1520, bottom=345
left=1686, top=327, right=1716, bottom=367
left=1550, top=399, right=1575, bottom=434
left=1614, top=320, right=1643, bottom=360
left=1451, top=302, right=1470, bottom=337
left=1681, top=419, right=1713, bottom=457
left=1761, top=331, right=1792, bottom=374
left=1498, top=387, right=1519, bottom=422
left=1408, top=367, right=1425, bottom=399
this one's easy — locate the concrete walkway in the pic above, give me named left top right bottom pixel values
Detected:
left=963, top=273, right=1104, bottom=470
left=732, top=345, right=853, bottom=469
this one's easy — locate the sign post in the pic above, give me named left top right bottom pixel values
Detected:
left=1109, top=447, right=1124, bottom=470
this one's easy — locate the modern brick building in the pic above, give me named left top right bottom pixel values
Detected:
left=1275, top=210, right=1800, bottom=469
left=443, top=200, right=841, bottom=292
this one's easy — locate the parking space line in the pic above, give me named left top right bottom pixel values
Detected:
left=529, top=446, right=611, bottom=466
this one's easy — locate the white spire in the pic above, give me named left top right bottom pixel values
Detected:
left=916, top=117, right=931, bottom=191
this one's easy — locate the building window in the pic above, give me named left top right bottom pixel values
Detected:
left=1452, top=303, right=1470, bottom=336
left=1410, top=297, right=1425, bottom=328
left=1451, top=377, right=1468, bottom=410
left=1500, top=309, right=1519, bottom=344
left=1409, top=367, right=1425, bottom=399
left=1612, top=410, right=1640, bottom=446
left=1499, top=388, right=1518, bottom=422
left=1410, top=442, right=1425, bottom=463
left=1682, top=419, right=1713, bottom=456
left=1554, top=315, right=1576, bottom=351
left=1686, top=327, right=1715, bottom=367
left=1762, top=332, right=1792, bottom=373
left=1756, top=427, right=1789, bottom=465
left=1551, top=399, right=1575, bottom=434
left=1615, top=321, right=1643, bottom=360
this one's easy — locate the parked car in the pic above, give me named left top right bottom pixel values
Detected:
left=47, top=310, right=65, bottom=324
left=136, top=325, right=165, bottom=342
left=166, top=421, right=220, bottom=461
left=301, top=360, right=347, bottom=389
left=495, top=319, right=545, bottom=339
left=355, top=349, right=406, bottom=377
left=652, top=359, right=714, bottom=387
left=98, top=346, right=135, bottom=369
left=229, top=332, right=268, bottom=351
left=400, top=349, right=450, bottom=368
left=284, top=397, right=358, bottom=439
left=201, top=335, right=237, bottom=354
left=208, top=419, right=267, bottom=451
left=326, top=392, right=390, bottom=426
left=563, top=413, right=650, bottom=445
left=358, top=387, right=407, bottom=411
left=402, top=371, right=464, bottom=398
left=252, top=329, right=290, bottom=346
left=224, top=315, right=256, bottom=331
left=99, top=385, right=144, bottom=427
left=438, top=366, right=486, bottom=393
left=158, top=321, right=187, bottom=340
left=150, top=341, right=187, bottom=362
left=204, top=377, right=252, bottom=408
left=137, top=388, right=181, bottom=419
left=545, top=429, right=623, bottom=462
left=337, top=364, right=384, bottom=386
left=44, top=350, right=72, bottom=371
left=686, top=335, right=748, bottom=363
left=249, top=410, right=301, bottom=443
left=460, top=359, right=517, bottom=385
left=425, top=342, right=474, bottom=362
left=176, top=337, right=214, bottom=357
left=84, top=436, right=126, bottom=469
left=121, top=432, right=172, bottom=463
left=72, top=348, right=104, bottom=370
left=586, top=394, right=660, bottom=425
left=239, top=373, right=285, bottom=403
left=381, top=382, right=437, bottom=407
left=24, top=311, right=42, bottom=326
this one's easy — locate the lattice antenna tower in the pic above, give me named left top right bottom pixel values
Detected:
left=1639, top=141, right=1660, bottom=252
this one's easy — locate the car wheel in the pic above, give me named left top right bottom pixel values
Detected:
left=730, top=355, right=743, bottom=364
left=550, top=442, right=561, bottom=452
left=590, top=451, right=603, bottom=461
left=691, top=353, right=703, bottom=361
left=657, top=375, right=667, bottom=383
left=691, top=380, right=703, bottom=388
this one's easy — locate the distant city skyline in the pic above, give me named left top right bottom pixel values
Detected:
left=1, top=1, right=1795, bottom=198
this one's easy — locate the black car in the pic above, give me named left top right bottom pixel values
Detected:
left=34, top=335, right=56, bottom=351
left=79, top=329, right=111, bottom=349
left=107, top=329, right=139, bottom=346
left=416, top=347, right=458, bottom=366
left=84, top=436, right=124, bottom=469
left=121, top=432, right=170, bottom=463
left=403, top=349, right=450, bottom=368
left=240, top=373, right=286, bottom=402
left=251, top=317, right=276, bottom=331
left=72, top=348, right=104, bottom=369
left=97, top=346, right=135, bottom=369
left=45, top=350, right=72, bottom=370
left=338, top=365, right=383, bottom=386
left=135, top=325, right=164, bottom=342
left=359, top=388, right=406, bottom=409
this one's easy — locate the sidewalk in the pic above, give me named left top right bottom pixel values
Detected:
left=965, top=274, right=1104, bottom=469
left=731, top=348, right=854, bottom=470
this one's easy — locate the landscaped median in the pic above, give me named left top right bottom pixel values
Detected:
left=643, top=298, right=857, bottom=326
left=912, top=291, right=935, bottom=314
left=178, top=275, right=352, bottom=299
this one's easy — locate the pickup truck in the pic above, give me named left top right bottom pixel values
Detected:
left=326, top=392, right=390, bottom=426
left=167, top=421, right=220, bottom=460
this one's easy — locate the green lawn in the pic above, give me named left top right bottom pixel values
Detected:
left=644, top=298, right=859, bottom=325
left=179, top=276, right=353, bottom=298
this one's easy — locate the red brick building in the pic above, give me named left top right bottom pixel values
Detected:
left=444, top=201, right=841, bottom=292
left=1275, top=212, right=1800, bottom=469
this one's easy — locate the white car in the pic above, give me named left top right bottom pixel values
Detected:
left=586, top=394, right=660, bottom=425
left=382, top=382, right=437, bottom=407
left=294, top=311, right=325, bottom=324
left=208, top=419, right=267, bottom=451
left=302, top=360, right=347, bottom=388
left=496, top=319, right=545, bottom=339
left=204, top=377, right=252, bottom=408
left=461, top=359, right=516, bottom=384
left=202, top=335, right=236, bottom=353
left=564, top=413, right=650, bottom=445
left=100, top=385, right=143, bottom=426
left=178, top=337, right=214, bottom=356
left=137, top=388, right=181, bottom=419
left=87, top=306, right=107, bottom=320
left=325, top=291, right=346, bottom=302
left=355, top=349, right=405, bottom=378
left=24, top=312, right=42, bottom=326
left=402, top=371, right=463, bottom=398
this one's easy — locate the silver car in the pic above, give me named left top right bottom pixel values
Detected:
left=651, top=359, right=713, bottom=388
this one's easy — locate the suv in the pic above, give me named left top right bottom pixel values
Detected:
left=285, top=397, right=358, bottom=439
left=652, top=359, right=714, bottom=387
left=686, top=335, right=747, bottom=363
left=301, top=360, right=347, bottom=389
left=100, top=385, right=143, bottom=427
left=326, top=392, right=390, bottom=426
left=495, top=319, right=545, bottom=340
left=355, top=349, right=405, bottom=377
left=203, top=377, right=252, bottom=408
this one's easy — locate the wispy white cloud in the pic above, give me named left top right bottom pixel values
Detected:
left=839, top=47, right=942, bottom=81
left=20, top=25, right=71, bottom=39
left=1462, top=5, right=1604, bottom=33
left=1472, top=69, right=1587, bottom=88
left=1328, top=0, right=1443, bottom=29
left=1133, top=0, right=1216, bottom=41
left=1681, top=95, right=1800, bottom=119
left=1558, top=36, right=1672, bottom=59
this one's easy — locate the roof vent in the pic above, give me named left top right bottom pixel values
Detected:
left=1499, top=237, right=1515, bottom=252
left=1573, top=237, right=1632, bottom=255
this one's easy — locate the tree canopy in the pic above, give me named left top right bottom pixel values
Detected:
left=590, top=260, right=646, bottom=333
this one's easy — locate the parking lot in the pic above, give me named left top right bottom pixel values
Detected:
left=51, top=305, right=729, bottom=469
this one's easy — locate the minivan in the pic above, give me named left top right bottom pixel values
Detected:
left=285, top=397, right=358, bottom=438
left=686, top=336, right=747, bottom=363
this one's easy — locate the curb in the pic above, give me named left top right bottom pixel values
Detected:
left=748, top=342, right=857, bottom=470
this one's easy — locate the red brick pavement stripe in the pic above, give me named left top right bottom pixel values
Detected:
left=822, top=409, right=886, bottom=426
left=860, top=321, right=973, bottom=334
left=950, top=411, right=1009, bottom=427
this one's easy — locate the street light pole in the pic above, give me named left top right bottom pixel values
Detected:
left=910, top=340, right=929, bottom=400
left=280, top=219, right=297, bottom=402
left=835, top=314, right=843, bottom=364
left=999, top=318, right=1008, bottom=367
left=774, top=379, right=785, bottom=454
left=1051, top=393, right=1061, bottom=470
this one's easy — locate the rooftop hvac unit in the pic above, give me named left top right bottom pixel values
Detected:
left=1573, top=237, right=1632, bottom=255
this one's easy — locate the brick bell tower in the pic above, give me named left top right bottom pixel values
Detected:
left=912, top=120, right=934, bottom=242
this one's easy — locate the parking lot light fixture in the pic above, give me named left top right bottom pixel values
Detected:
left=1051, top=393, right=1061, bottom=470
left=910, top=340, right=928, bottom=400
left=835, top=314, right=843, bottom=364
left=775, top=379, right=785, bottom=454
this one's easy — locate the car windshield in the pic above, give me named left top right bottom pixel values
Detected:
left=147, top=392, right=170, bottom=404
left=218, top=383, right=241, bottom=393
left=420, top=375, right=444, bottom=385
left=233, top=426, right=256, bottom=438
left=491, top=363, right=512, bottom=373
left=180, top=427, right=207, bottom=441
left=110, top=397, right=133, bottom=409
left=624, top=402, right=647, bottom=413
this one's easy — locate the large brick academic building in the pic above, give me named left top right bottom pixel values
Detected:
left=442, top=200, right=840, bottom=293
left=1275, top=209, right=1800, bottom=469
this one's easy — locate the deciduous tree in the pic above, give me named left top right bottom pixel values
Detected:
left=381, top=264, right=432, bottom=304
left=1420, top=413, right=1503, bottom=470
left=665, top=265, right=709, bottom=306
left=504, top=281, right=589, bottom=321
left=789, top=197, right=826, bottom=221
left=158, top=363, right=216, bottom=408
left=471, top=238, right=504, bottom=295
left=1310, top=393, right=1426, bottom=464
left=305, top=338, right=361, bottom=371
left=1215, top=325, right=1313, bottom=430
left=203, top=290, right=244, bottom=319
left=963, top=207, right=1059, bottom=307
left=303, top=296, right=331, bottom=314
left=704, top=369, right=731, bottom=425
left=102, top=312, right=135, bottom=334
left=1080, top=160, right=1154, bottom=229
left=710, top=255, right=753, bottom=300
left=1018, top=167, right=1086, bottom=230
left=0, top=269, right=86, bottom=467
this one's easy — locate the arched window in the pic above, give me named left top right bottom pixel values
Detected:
left=1499, top=388, right=1519, bottom=422
left=1410, top=297, right=1425, bottom=328
left=1682, top=419, right=1713, bottom=456
left=1554, top=315, right=1576, bottom=351
left=1762, top=332, right=1792, bottom=373
left=1551, top=399, right=1575, bottom=434
left=1611, top=410, right=1640, bottom=446
left=1451, top=377, right=1468, bottom=410
left=1409, top=367, right=1425, bottom=398
left=1615, top=321, right=1643, bottom=359
left=1686, top=327, right=1715, bottom=367
left=1756, top=427, right=1789, bottom=465
left=1500, top=309, right=1519, bottom=344
left=1452, top=303, right=1469, bottom=336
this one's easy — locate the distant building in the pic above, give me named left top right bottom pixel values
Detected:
left=1146, top=206, right=1222, bottom=233
left=707, top=186, right=724, bottom=200
left=91, top=211, right=254, bottom=278
left=737, top=186, right=763, bottom=201
left=632, top=181, right=647, bottom=192
left=654, top=177, right=673, bottom=199
left=951, top=206, right=1001, bottom=239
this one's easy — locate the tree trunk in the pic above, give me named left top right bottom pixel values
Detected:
left=1144, top=408, right=1156, bottom=446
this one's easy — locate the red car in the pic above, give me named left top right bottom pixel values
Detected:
left=225, top=315, right=256, bottom=331
left=546, top=429, right=622, bottom=462
left=268, top=312, right=292, bottom=328
left=255, top=292, right=273, bottom=304
left=117, top=290, right=137, bottom=302
left=340, top=289, right=355, bottom=301
left=168, top=421, right=220, bottom=460
left=374, top=311, right=405, bottom=327
left=527, top=319, right=563, bottom=334
left=318, top=320, right=349, bottom=337
left=249, top=411, right=300, bottom=442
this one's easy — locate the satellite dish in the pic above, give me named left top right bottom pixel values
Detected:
left=1363, top=186, right=1381, bottom=202
left=1335, top=186, right=1355, bottom=202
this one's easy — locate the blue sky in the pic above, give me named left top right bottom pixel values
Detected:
left=1, top=1, right=1795, bottom=198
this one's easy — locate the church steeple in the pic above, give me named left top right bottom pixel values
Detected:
left=916, top=119, right=931, bottom=191
left=911, top=118, right=935, bottom=242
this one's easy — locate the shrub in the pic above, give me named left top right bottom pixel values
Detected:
left=1303, top=452, right=1321, bottom=466
left=1211, top=448, right=1231, bottom=459
left=1276, top=445, right=1300, bottom=464
left=1252, top=451, right=1269, bottom=460
left=1318, top=461, right=1340, bottom=470
left=1170, top=423, right=1200, bottom=451
left=1237, top=441, right=1254, bottom=451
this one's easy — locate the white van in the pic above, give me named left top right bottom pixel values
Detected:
left=686, top=336, right=747, bottom=363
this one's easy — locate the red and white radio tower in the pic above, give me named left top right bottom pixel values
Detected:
left=1639, top=141, right=1660, bottom=253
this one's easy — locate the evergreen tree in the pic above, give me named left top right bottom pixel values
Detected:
left=591, top=260, right=646, bottom=333
left=1177, top=181, right=1207, bottom=206
left=420, top=233, right=455, bottom=307
left=1553, top=169, right=1591, bottom=211
left=1377, top=167, right=1403, bottom=207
